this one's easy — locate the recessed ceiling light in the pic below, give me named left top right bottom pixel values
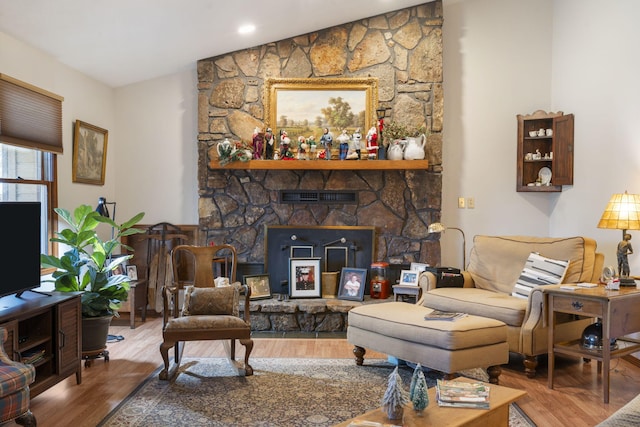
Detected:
left=238, top=24, right=256, bottom=34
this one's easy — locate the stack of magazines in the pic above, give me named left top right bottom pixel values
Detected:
left=424, top=310, right=467, bottom=321
left=435, top=379, right=490, bottom=409
left=21, top=348, right=45, bottom=365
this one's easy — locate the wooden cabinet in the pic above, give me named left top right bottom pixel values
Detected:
left=0, top=292, right=81, bottom=397
left=516, top=110, right=574, bottom=192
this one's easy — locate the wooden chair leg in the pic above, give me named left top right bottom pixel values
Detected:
left=523, top=355, right=538, bottom=378
left=15, top=411, right=36, bottom=427
left=230, top=339, right=236, bottom=360
left=353, top=345, right=366, bottom=365
left=240, top=338, right=254, bottom=376
left=487, top=365, right=502, bottom=384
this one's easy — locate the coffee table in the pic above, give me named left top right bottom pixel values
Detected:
left=333, top=377, right=526, bottom=427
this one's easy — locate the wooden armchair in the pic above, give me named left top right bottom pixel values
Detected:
left=159, top=244, right=253, bottom=380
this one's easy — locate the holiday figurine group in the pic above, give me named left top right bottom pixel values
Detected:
left=218, top=123, right=383, bottom=163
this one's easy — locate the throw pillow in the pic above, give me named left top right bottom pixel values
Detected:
left=182, top=285, right=239, bottom=316
left=511, top=252, right=569, bottom=299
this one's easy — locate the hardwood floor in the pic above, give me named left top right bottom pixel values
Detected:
left=31, top=314, right=639, bottom=427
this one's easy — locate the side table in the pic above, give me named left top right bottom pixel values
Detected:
left=393, top=284, right=422, bottom=303
left=547, top=285, right=640, bottom=403
left=126, top=280, right=148, bottom=329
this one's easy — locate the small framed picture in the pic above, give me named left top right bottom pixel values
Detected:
left=244, top=274, right=272, bottom=300
left=289, top=258, right=322, bottom=298
left=126, top=265, right=138, bottom=281
left=338, top=267, right=367, bottom=301
left=399, top=269, right=419, bottom=286
left=410, top=262, right=429, bottom=272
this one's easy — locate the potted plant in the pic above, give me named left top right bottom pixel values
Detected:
left=40, top=204, right=145, bottom=353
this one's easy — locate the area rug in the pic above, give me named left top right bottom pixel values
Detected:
left=98, top=358, right=534, bottom=427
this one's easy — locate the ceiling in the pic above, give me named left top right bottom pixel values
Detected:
left=0, top=0, right=430, bottom=88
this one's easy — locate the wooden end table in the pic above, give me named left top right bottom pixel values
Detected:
left=333, top=377, right=525, bottom=427
left=547, top=284, right=640, bottom=403
left=393, top=284, right=422, bottom=303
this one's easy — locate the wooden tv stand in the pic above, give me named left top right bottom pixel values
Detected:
left=0, top=292, right=81, bottom=397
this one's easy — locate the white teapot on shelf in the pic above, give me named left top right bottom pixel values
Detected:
left=387, top=140, right=404, bottom=160
left=403, top=133, right=426, bottom=160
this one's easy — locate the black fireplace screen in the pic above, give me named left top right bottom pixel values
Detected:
left=265, top=225, right=375, bottom=295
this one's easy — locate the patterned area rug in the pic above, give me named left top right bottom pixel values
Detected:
left=98, top=358, right=534, bottom=427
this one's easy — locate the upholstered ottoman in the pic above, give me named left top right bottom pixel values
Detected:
left=347, top=302, right=509, bottom=383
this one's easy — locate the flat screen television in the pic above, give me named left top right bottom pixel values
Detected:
left=0, top=202, right=42, bottom=298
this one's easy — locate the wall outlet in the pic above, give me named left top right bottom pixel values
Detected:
left=467, top=197, right=475, bottom=209
left=458, top=197, right=465, bottom=209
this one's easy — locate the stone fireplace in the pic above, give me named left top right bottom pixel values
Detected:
left=196, top=2, right=444, bottom=271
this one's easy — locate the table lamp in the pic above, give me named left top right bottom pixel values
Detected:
left=597, top=191, right=640, bottom=286
left=428, top=222, right=466, bottom=270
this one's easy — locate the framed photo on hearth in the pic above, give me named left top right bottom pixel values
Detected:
left=244, top=274, right=272, bottom=300
left=338, top=267, right=367, bottom=301
left=289, top=258, right=322, bottom=298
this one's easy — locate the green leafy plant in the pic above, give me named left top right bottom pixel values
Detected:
left=382, top=121, right=428, bottom=146
left=40, top=205, right=145, bottom=317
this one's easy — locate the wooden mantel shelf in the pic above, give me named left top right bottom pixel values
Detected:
left=209, top=159, right=428, bottom=170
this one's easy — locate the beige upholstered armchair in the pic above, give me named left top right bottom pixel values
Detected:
left=159, top=244, right=253, bottom=380
left=418, top=236, right=603, bottom=378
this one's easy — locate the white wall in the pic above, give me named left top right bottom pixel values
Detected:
left=442, top=0, right=554, bottom=268
left=551, top=0, right=640, bottom=273
left=114, top=72, right=198, bottom=225
left=0, top=32, right=117, bottom=240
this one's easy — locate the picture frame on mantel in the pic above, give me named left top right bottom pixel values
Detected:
left=72, top=120, right=108, bottom=185
left=289, top=257, right=322, bottom=299
left=264, top=77, right=378, bottom=145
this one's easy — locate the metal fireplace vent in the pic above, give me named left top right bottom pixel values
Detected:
left=279, top=190, right=357, bottom=204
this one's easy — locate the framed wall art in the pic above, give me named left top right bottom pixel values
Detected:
left=289, top=257, right=322, bottom=298
left=244, top=274, right=272, bottom=300
left=264, top=77, right=378, bottom=145
left=338, top=267, right=367, bottom=301
left=72, top=120, right=108, bottom=185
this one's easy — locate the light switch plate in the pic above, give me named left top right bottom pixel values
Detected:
left=458, top=197, right=465, bottom=209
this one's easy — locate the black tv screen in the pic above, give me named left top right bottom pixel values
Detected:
left=0, top=202, right=42, bottom=298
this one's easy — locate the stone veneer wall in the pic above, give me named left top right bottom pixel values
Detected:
left=197, top=2, right=444, bottom=266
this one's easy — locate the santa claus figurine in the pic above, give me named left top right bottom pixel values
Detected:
left=366, top=126, right=379, bottom=159
left=252, top=127, right=264, bottom=159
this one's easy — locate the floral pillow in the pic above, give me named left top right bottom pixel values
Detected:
left=182, top=285, right=239, bottom=316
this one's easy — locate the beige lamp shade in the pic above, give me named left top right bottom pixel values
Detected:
left=597, top=191, right=640, bottom=232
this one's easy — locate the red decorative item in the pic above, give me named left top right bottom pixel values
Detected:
left=370, top=261, right=390, bottom=299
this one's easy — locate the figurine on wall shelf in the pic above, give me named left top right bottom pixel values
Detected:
left=319, top=127, right=334, bottom=160
left=264, top=127, right=275, bottom=159
left=366, top=126, right=379, bottom=159
left=337, top=129, right=350, bottom=160
left=252, top=127, right=264, bottom=159
left=352, top=128, right=362, bottom=160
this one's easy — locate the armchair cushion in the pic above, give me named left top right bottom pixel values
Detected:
left=0, top=363, right=34, bottom=399
left=511, top=252, right=569, bottom=299
left=182, top=285, right=239, bottom=317
left=422, top=287, right=527, bottom=327
left=164, top=315, right=249, bottom=330
left=468, top=236, right=598, bottom=294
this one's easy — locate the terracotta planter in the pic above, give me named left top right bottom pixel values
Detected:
left=82, top=315, right=113, bottom=352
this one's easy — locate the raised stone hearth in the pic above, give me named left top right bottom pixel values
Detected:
left=241, top=297, right=390, bottom=333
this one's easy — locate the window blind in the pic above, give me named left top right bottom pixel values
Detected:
left=0, top=74, right=64, bottom=154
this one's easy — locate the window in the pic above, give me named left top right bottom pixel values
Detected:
left=0, top=74, right=63, bottom=256
left=0, top=144, right=57, bottom=254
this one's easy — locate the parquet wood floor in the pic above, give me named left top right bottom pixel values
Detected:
left=30, top=314, right=640, bottom=426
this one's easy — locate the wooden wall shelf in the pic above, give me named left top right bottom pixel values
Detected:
left=208, top=160, right=428, bottom=170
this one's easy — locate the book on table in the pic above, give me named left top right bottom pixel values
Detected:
left=436, top=379, right=490, bottom=409
left=424, top=310, right=467, bottom=321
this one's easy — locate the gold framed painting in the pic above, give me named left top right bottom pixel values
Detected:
left=263, top=77, right=378, bottom=144
left=72, top=120, right=108, bottom=185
